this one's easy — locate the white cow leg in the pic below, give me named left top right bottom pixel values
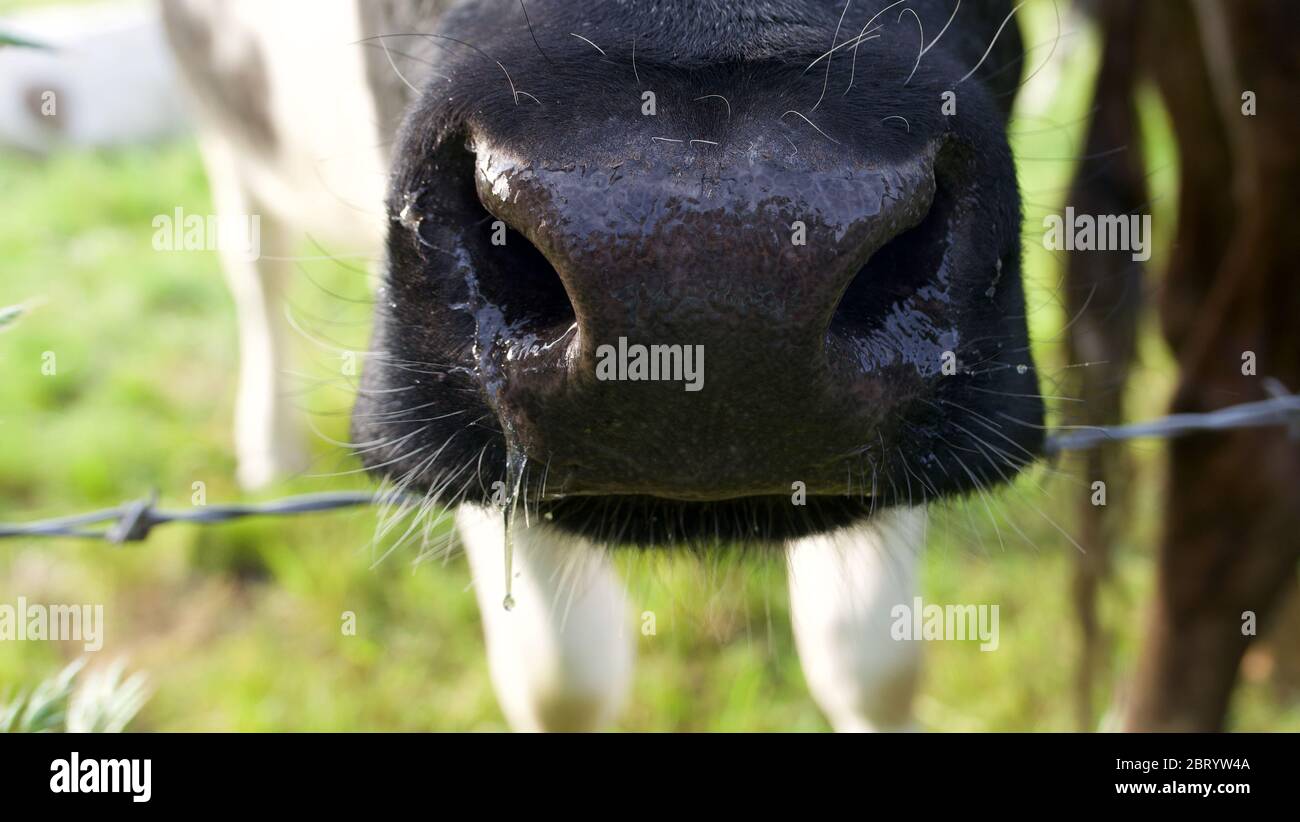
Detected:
left=787, top=507, right=926, bottom=732
left=200, top=136, right=307, bottom=489
left=457, top=505, right=635, bottom=732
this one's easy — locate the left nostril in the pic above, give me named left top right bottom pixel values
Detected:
left=459, top=161, right=575, bottom=335
left=475, top=215, right=575, bottom=334
left=396, top=135, right=577, bottom=338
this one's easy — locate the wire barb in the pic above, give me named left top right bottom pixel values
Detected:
left=0, top=491, right=383, bottom=542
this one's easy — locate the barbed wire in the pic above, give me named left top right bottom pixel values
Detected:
left=1, top=390, right=1297, bottom=544
left=0, top=491, right=380, bottom=543
left=1042, top=385, right=1300, bottom=455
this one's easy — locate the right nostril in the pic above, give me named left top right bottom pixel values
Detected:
left=829, top=176, right=950, bottom=338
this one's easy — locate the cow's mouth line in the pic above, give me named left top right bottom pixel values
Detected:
left=513, top=488, right=879, bottom=503
left=524, top=493, right=883, bottom=546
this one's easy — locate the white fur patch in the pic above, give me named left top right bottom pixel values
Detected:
left=787, top=507, right=926, bottom=732
left=456, top=505, right=635, bottom=732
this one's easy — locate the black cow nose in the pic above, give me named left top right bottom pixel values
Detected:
left=351, top=1, right=1047, bottom=541
left=459, top=138, right=942, bottom=500
left=478, top=145, right=938, bottom=369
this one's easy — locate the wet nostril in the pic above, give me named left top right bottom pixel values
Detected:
left=448, top=151, right=574, bottom=334
left=405, top=134, right=576, bottom=337
left=829, top=177, right=950, bottom=339
left=474, top=212, right=575, bottom=333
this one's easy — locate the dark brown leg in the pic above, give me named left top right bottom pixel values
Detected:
left=1126, top=0, right=1300, bottom=731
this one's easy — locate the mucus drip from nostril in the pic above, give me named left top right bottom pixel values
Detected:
left=397, top=190, right=422, bottom=234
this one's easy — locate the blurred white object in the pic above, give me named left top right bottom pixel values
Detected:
left=0, top=1, right=189, bottom=152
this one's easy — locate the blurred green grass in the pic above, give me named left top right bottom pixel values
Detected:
left=1, top=0, right=1298, bottom=731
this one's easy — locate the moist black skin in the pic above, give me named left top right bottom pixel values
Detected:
left=353, top=1, right=1042, bottom=546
